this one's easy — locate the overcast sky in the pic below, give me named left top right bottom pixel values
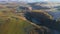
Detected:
left=0, top=0, right=60, bottom=2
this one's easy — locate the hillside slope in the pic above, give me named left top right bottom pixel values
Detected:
left=0, top=10, right=33, bottom=34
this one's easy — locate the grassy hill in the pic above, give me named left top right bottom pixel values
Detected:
left=0, top=9, right=33, bottom=34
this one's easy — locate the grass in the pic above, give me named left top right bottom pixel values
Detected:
left=0, top=9, right=33, bottom=34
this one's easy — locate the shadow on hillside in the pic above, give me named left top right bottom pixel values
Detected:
left=24, top=11, right=60, bottom=34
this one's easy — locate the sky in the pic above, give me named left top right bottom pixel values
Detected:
left=0, top=0, right=60, bottom=2
left=22, top=0, right=60, bottom=2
